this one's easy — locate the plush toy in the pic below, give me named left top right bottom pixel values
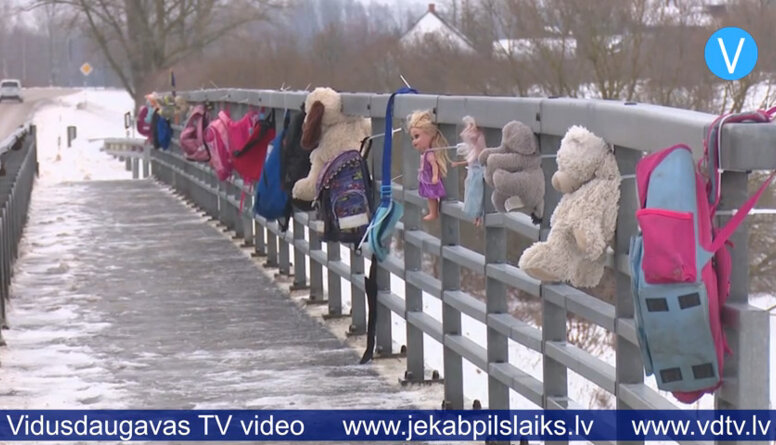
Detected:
left=518, top=126, right=620, bottom=288
left=292, top=87, right=371, bottom=202
left=478, top=120, right=545, bottom=223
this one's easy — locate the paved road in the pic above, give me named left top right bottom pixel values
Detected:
left=0, top=88, right=77, bottom=141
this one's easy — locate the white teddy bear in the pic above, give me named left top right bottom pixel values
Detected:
left=518, top=126, right=621, bottom=288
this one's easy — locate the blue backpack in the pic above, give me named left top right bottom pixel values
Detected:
left=629, top=109, right=775, bottom=403
left=155, top=111, right=172, bottom=150
left=254, top=111, right=290, bottom=228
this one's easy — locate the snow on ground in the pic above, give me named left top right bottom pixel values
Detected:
left=0, top=89, right=134, bottom=408
left=34, top=89, right=135, bottom=184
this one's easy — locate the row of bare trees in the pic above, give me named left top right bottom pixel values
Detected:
left=12, top=0, right=776, bottom=112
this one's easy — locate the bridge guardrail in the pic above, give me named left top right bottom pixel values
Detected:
left=144, top=89, right=771, bottom=445
left=0, top=124, right=37, bottom=342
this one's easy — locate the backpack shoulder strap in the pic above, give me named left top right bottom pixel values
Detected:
left=380, top=87, right=417, bottom=205
left=710, top=171, right=776, bottom=252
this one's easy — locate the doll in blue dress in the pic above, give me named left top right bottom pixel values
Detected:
left=407, top=110, right=450, bottom=221
left=451, top=116, right=486, bottom=226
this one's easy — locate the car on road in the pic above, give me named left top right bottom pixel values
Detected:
left=0, top=79, right=23, bottom=103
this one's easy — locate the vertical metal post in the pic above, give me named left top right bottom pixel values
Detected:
left=614, top=150, right=644, bottom=418
left=349, top=249, right=366, bottom=334
left=242, top=192, right=254, bottom=248
left=439, top=120, right=463, bottom=409
left=291, top=217, right=308, bottom=290
left=278, top=224, right=291, bottom=275
left=253, top=220, right=266, bottom=258
left=131, top=157, right=139, bottom=179
left=539, top=133, right=568, bottom=426
left=367, top=109, right=393, bottom=355
left=142, top=145, right=150, bottom=178
left=232, top=181, right=245, bottom=240
left=716, top=170, right=770, bottom=419
left=403, top=117, right=425, bottom=381
left=486, top=222, right=508, bottom=411
left=265, top=220, right=279, bottom=268
left=308, top=224, right=325, bottom=303
left=327, top=242, right=342, bottom=316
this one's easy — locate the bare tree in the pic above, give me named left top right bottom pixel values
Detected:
left=28, top=0, right=282, bottom=106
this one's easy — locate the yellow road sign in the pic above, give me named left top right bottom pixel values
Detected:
left=80, top=63, right=93, bottom=76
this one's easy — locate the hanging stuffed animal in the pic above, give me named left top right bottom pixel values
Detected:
left=518, top=125, right=621, bottom=288
left=452, top=116, right=486, bottom=225
left=292, top=87, right=371, bottom=202
left=478, top=120, right=545, bottom=223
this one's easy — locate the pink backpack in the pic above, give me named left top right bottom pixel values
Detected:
left=180, top=105, right=210, bottom=162
left=204, top=111, right=232, bottom=181
left=630, top=108, right=775, bottom=403
left=204, top=109, right=259, bottom=181
left=136, top=105, right=152, bottom=137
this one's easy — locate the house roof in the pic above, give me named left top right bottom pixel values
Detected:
left=400, top=3, right=475, bottom=53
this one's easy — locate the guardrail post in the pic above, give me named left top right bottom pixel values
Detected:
left=402, top=116, right=425, bottom=382
left=308, top=225, right=325, bottom=303
left=143, top=145, right=150, bottom=178
left=326, top=243, right=342, bottom=317
left=278, top=226, right=291, bottom=276
left=716, top=170, right=770, bottom=420
left=264, top=221, right=279, bottom=268
left=439, top=119, right=463, bottom=409
left=349, top=250, right=365, bottom=334
left=291, top=216, right=308, bottom=290
left=539, top=132, right=569, bottom=420
left=615, top=149, right=644, bottom=415
left=368, top=110, right=393, bottom=357
left=253, top=220, right=266, bottom=257
left=241, top=189, right=254, bottom=248
left=485, top=167, right=508, bottom=416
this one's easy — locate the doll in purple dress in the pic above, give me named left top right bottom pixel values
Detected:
left=407, top=110, right=450, bottom=221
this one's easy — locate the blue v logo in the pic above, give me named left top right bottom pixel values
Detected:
left=705, top=27, right=758, bottom=80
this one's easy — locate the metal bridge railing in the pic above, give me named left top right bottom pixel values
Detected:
left=0, top=124, right=37, bottom=341
left=143, top=89, right=772, bottom=445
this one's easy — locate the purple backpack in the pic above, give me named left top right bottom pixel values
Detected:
left=180, top=105, right=210, bottom=162
left=314, top=142, right=374, bottom=245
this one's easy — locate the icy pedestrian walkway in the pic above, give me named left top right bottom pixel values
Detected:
left=0, top=179, right=423, bottom=411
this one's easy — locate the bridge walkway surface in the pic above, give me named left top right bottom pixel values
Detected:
left=0, top=178, right=441, bottom=444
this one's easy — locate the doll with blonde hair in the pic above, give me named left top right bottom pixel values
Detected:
left=407, top=110, right=450, bottom=221
left=451, top=116, right=486, bottom=226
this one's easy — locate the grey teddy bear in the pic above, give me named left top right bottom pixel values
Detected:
left=478, top=121, right=545, bottom=224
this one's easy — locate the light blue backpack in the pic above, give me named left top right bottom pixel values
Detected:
left=630, top=109, right=775, bottom=403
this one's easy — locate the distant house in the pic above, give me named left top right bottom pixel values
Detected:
left=492, top=36, right=577, bottom=60
left=400, top=3, right=476, bottom=53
